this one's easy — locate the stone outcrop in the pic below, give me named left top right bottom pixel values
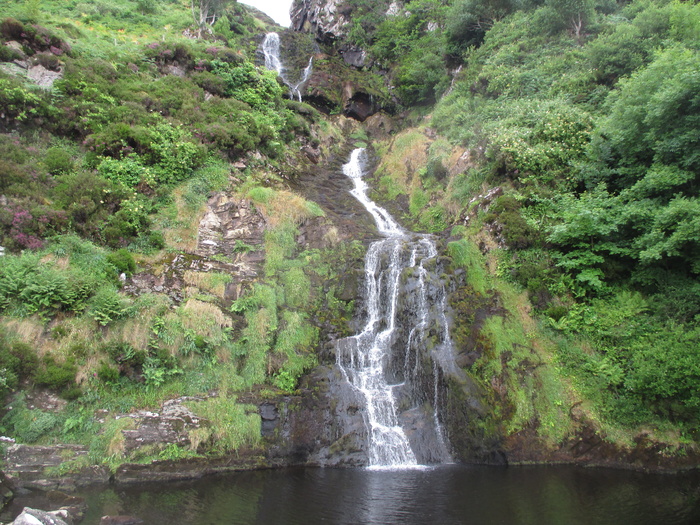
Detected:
left=122, top=194, right=266, bottom=306
left=196, top=194, right=266, bottom=264
left=264, top=365, right=368, bottom=467
left=3, top=444, right=110, bottom=491
left=290, top=0, right=352, bottom=44
left=120, top=398, right=203, bottom=454
left=302, top=53, right=396, bottom=121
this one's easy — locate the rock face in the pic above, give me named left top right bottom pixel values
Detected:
left=301, top=53, right=395, bottom=120
left=290, top=0, right=352, bottom=44
left=264, top=365, right=368, bottom=467
left=121, top=398, right=203, bottom=454
left=196, top=194, right=266, bottom=265
left=3, top=445, right=110, bottom=491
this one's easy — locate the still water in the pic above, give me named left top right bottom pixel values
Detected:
left=12, top=465, right=698, bottom=525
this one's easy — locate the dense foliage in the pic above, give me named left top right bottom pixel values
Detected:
left=0, top=0, right=351, bottom=462
left=353, top=0, right=700, bottom=433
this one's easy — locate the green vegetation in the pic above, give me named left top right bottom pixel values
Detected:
left=0, top=0, right=698, bottom=472
left=0, top=0, right=352, bottom=469
left=358, top=0, right=700, bottom=446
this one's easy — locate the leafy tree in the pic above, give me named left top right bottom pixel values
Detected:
left=191, top=0, right=233, bottom=35
left=545, top=0, right=594, bottom=40
left=446, top=0, right=517, bottom=52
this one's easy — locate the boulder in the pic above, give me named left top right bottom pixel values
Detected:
left=121, top=399, right=204, bottom=453
left=11, top=507, right=68, bottom=525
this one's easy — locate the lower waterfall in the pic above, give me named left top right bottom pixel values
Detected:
left=336, top=148, right=453, bottom=468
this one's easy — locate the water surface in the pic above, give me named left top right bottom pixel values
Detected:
left=36, top=465, right=700, bottom=524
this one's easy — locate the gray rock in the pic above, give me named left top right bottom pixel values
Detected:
left=100, top=516, right=144, bottom=525
left=12, top=507, right=68, bottom=525
left=121, top=398, right=203, bottom=453
left=4, top=41, right=26, bottom=58
left=26, top=65, right=62, bottom=89
left=339, top=44, right=366, bottom=68
left=291, top=0, right=352, bottom=44
left=3, top=444, right=110, bottom=490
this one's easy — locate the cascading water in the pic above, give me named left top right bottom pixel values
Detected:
left=262, top=32, right=313, bottom=102
left=337, top=148, right=453, bottom=468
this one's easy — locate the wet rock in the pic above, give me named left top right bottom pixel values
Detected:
left=265, top=365, right=368, bottom=467
left=301, top=52, right=395, bottom=120
left=11, top=507, right=68, bottom=525
left=259, top=403, right=279, bottom=437
left=100, top=516, right=144, bottom=525
left=3, top=444, right=110, bottom=491
left=0, top=471, right=14, bottom=511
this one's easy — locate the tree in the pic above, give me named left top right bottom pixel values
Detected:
left=546, top=0, right=594, bottom=41
left=446, top=0, right=516, bottom=52
left=191, top=0, right=231, bottom=35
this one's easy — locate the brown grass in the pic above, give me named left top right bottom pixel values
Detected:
left=181, top=299, right=232, bottom=337
left=160, top=187, right=204, bottom=253
left=183, top=270, right=230, bottom=299
left=375, top=129, right=431, bottom=193
left=253, top=189, right=317, bottom=228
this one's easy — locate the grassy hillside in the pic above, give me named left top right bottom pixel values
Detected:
left=0, top=0, right=362, bottom=468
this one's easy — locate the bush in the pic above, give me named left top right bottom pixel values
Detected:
left=35, top=355, right=77, bottom=390
left=89, top=286, right=128, bottom=325
left=0, top=398, right=63, bottom=443
left=0, top=338, right=39, bottom=394
left=106, top=249, right=136, bottom=276
left=44, top=147, right=74, bottom=175
left=97, top=362, right=120, bottom=383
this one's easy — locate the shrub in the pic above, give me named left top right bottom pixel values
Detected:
left=106, top=249, right=136, bottom=276
left=44, top=147, right=74, bottom=175
left=35, top=355, right=77, bottom=390
left=89, top=286, right=128, bottom=325
left=97, top=362, right=120, bottom=383
left=0, top=398, right=63, bottom=443
left=0, top=339, right=39, bottom=394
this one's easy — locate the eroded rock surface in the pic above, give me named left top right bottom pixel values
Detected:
left=196, top=194, right=266, bottom=263
left=291, top=0, right=352, bottom=44
left=3, top=445, right=109, bottom=491
left=121, top=398, right=204, bottom=453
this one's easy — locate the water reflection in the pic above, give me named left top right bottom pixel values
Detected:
left=8, top=465, right=699, bottom=525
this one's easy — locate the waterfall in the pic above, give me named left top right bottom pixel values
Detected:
left=337, top=148, right=453, bottom=469
left=262, top=32, right=313, bottom=102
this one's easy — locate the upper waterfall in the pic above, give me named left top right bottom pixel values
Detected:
left=261, top=32, right=313, bottom=102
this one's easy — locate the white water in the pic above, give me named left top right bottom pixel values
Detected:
left=338, top=148, right=452, bottom=468
left=262, top=32, right=313, bottom=102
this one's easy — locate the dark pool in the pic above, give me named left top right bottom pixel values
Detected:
left=5, top=465, right=700, bottom=524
